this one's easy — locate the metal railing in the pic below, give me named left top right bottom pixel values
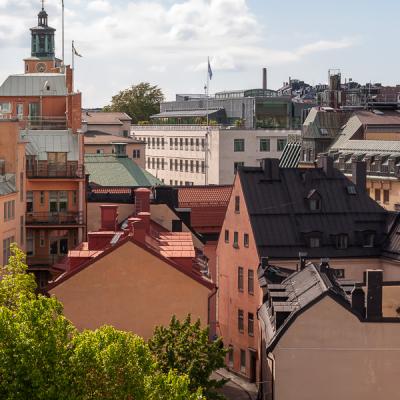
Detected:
left=24, top=116, right=68, bottom=130
left=27, top=164, right=84, bottom=179
left=26, top=211, right=84, bottom=225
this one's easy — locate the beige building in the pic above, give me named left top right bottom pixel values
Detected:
left=0, top=120, right=26, bottom=265
left=82, top=111, right=132, bottom=137
left=258, top=264, right=400, bottom=400
left=131, top=125, right=299, bottom=185
left=84, top=131, right=145, bottom=168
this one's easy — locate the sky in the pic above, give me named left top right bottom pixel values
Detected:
left=0, top=0, right=399, bottom=107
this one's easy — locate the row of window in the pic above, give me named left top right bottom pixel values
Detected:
left=147, top=158, right=206, bottom=174
left=370, top=188, right=390, bottom=204
left=238, top=267, right=254, bottom=294
left=233, top=138, right=287, bottom=153
left=2, top=236, right=14, bottom=265
left=307, top=232, right=375, bottom=249
left=169, top=180, right=194, bottom=186
left=225, top=230, right=249, bottom=248
left=227, top=347, right=248, bottom=373
left=4, top=200, right=15, bottom=222
left=238, top=309, right=254, bottom=336
left=26, top=191, right=78, bottom=213
left=139, top=136, right=206, bottom=151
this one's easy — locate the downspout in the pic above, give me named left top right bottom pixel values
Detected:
left=207, top=285, right=218, bottom=339
left=266, top=353, right=275, bottom=400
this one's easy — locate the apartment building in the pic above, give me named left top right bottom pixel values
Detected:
left=0, top=120, right=26, bottom=265
left=132, top=126, right=299, bottom=185
left=0, top=5, right=85, bottom=286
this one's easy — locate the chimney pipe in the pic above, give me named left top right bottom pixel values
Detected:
left=135, top=188, right=151, bottom=214
left=261, top=158, right=280, bottom=181
left=366, top=270, right=383, bottom=320
left=299, top=252, right=308, bottom=270
left=99, top=205, right=118, bottom=231
left=263, top=68, right=267, bottom=90
left=351, top=286, right=366, bottom=317
left=317, top=155, right=334, bottom=178
left=351, top=161, right=367, bottom=193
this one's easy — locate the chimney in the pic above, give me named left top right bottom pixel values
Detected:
left=135, top=188, right=151, bottom=214
left=127, top=217, right=141, bottom=236
left=366, top=269, right=383, bottom=320
left=262, top=68, right=267, bottom=90
left=351, top=161, right=367, bottom=193
left=351, top=286, right=366, bottom=317
left=261, top=257, right=269, bottom=269
left=100, top=205, right=118, bottom=231
left=261, top=159, right=280, bottom=181
left=132, top=212, right=151, bottom=244
left=299, top=252, right=308, bottom=270
left=317, top=155, right=334, bottom=177
left=319, top=258, right=330, bottom=273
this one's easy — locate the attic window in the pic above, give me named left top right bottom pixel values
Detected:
left=364, top=232, right=375, bottom=248
left=320, top=128, right=329, bottom=135
left=309, top=237, right=320, bottom=248
left=347, top=185, right=357, bottom=195
left=309, top=199, right=321, bottom=211
left=336, top=234, right=348, bottom=249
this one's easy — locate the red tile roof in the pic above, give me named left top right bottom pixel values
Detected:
left=178, top=185, right=232, bottom=207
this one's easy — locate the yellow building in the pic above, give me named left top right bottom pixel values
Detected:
left=0, top=120, right=26, bottom=265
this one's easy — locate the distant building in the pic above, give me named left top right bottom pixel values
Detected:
left=216, top=157, right=400, bottom=383
left=48, top=189, right=213, bottom=339
left=84, top=131, right=145, bottom=168
left=258, top=264, right=400, bottom=400
left=82, top=111, right=132, bottom=137
left=132, top=126, right=298, bottom=185
left=0, top=121, right=26, bottom=265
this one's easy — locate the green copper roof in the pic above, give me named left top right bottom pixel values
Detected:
left=85, top=154, right=163, bottom=187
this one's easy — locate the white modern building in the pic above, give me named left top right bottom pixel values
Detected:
left=131, top=125, right=300, bottom=185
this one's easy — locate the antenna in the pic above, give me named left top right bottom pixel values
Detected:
left=41, top=0, right=45, bottom=10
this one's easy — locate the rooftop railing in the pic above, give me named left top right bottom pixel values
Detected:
left=26, top=211, right=84, bottom=226
left=27, top=164, right=84, bottom=179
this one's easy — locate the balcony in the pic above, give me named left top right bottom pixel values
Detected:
left=23, top=116, right=68, bottom=130
left=26, top=211, right=84, bottom=226
left=27, top=164, right=84, bottom=179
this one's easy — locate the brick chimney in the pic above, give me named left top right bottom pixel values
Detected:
left=351, top=161, right=367, bottom=193
left=366, top=269, right=383, bottom=320
left=318, top=155, right=334, bottom=177
left=100, top=205, right=118, bottom=231
left=135, top=188, right=151, bottom=214
left=133, top=212, right=151, bottom=243
left=88, top=231, right=116, bottom=250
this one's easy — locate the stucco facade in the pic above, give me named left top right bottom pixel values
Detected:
left=267, top=295, right=400, bottom=400
left=49, top=239, right=211, bottom=339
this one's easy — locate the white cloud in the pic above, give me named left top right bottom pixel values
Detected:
left=87, top=0, right=112, bottom=13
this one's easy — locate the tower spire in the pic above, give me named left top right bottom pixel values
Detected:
left=42, top=0, right=45, bottom=11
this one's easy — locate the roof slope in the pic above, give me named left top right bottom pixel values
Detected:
left=0, top=74, right=67, bottom=96
left=0, top=174, right=16, bottom=195
left=239, top=160, right=388, bottom=259
left=84, top=131, right=142, bottom=145
left=85, top=154, right=163, bottom=187
left=82, top=112, right=132, bottom=125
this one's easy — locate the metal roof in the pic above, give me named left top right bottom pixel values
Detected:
left=85, top=154, right=163, bottom=187
left=21, top=130, right=79, bottom=161
left=0, top=74, right=67, bottom=96
left=151, top=109, right=222, bottom=118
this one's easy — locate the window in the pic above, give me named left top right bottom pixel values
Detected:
left=190, top=160, right=194, bottom=173
left=196, top=138, right=200, bottom=150
left=161, top=158, right=165, bottom=170
left=309, top=237, right=320, bottom=248
left=147, top=158, right=151, bottom=169
left=235, top=196, right=240, bottom=213
left=244, top=233, right=249, bottom=247
left=175, top=159, right=178, bottom=171
left=196, top=161, right=200, bottom=173
left=224, top=229, right=229, bottom=243
left=336, top=234, right=348, bottom=249
left=123, top=130, right=129, bottom=137
left=161, top=138, right=165, bottom=149
left=234, top=162, right=244, bottom=173
left=248, top=269, right=254, bottom=294
left=190, top=138, right=194, bottom=150
left=3, top=200, right=15, bottom=221
left=233, top=232, right=239, bottom=248
left=383, top=189, right=390, bottom=204
left=180, top=160, right=183, bottom=172
left=40, top=230, right=45, bottom=247
left=96, top=149, right=104, bottom=154
left=309, top=198, right=321, bottom=211
left=259, top=138, right=270, bottom=152
left=170, top=138, right=173, bottom=148
left=26, top=230, right=34, bottom=256
left=20, top=172, right=24, bottom=202
left=152, top=158, right=155, bottom=169
left=170, top=159, right=173, bottom=170
left=2, top=236, right=14, bottom=265
left=201, top=161, right=205, bottom=174
left=0, top=102, right=11, bottom=113
left=228, top=346, right=234, bottom=367
left=133, top=149, right=141, bottom=159
left=240, top=349, right=246, bottom=372
left=334, top=269, right=345, bottom=279
left=375, top=189, right=381, bottom=202
left=185, top=138, right=189, bottom=150
left=27, top=191, right=33, bottom=212
left=185, top=160, right=189, bottom=172
left=156, top=138, right=160, bottom=149
left=234, top=139, right=245, bottom=152
left=238, top=267, right=244, bottom=292
left=277, top=139, right=287, bottom=151
left=238, top=309, right=244, bottom=332
left=151, top=138, right=155, bottom=149
left=347, top=185, right=357, bottom=195
left=180, top=138, right=183, bottom=150
left=248, top=313, right=254, bottom=336
left=364, top=232, right=375, bottom=248
left=73, top=191, right=77, bottom=205
left=49, top=191, right=67, bottom=212
left=201, top=139, right=205, bottom=150
left=156, top=158, right=160, bottom=170
left=20, top=216, right=24, bottom=244
left=174, top=138, right=178, bottom=149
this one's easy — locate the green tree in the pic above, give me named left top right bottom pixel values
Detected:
left=70, top=326, right=204, bottom=400
left=148, top=315, right=227, bottom=400
left=0, top=243, right=36, bottom=309
left=103, top=82, right=164, bottom=123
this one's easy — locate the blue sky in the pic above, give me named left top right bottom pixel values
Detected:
left=0, top=0, right=398, bottom=107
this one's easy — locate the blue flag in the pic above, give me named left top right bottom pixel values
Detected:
left=208, top=58, right=213, bottom=80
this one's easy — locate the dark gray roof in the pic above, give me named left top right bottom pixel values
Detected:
left=239, top=159, right=388, bottom=259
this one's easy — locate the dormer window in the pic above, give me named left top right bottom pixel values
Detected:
left=363, top=232, right=375, bottom=248
left=113, top=143, right=126, bottom=156
left=310, top=237, right=321, bottom=248
left=307, top=189, right=322, bottom=211
left=336, top=234, right=348, bottom=249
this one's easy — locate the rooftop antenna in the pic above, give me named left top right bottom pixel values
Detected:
left=41, top=0, right=44, bottom=10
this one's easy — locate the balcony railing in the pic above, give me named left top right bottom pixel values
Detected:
left=24, top=116, right=68, bottom=130
left=26, top=211, right=84, bottom=225
left=27, top=164, right=84, bottom=179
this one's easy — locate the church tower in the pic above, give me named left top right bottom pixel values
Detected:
left=24, top=2, right=62, bottom=74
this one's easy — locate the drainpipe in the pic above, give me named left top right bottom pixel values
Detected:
left=266, top=353, right=275, bottom=400
left=207, top=285, right=218, bottom=339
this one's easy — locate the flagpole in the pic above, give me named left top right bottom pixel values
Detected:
left=205, top=57, right=210, bottom=185
left=62, top=0, right=65, bottom=66
left=72, top=40, right=75, bottom=71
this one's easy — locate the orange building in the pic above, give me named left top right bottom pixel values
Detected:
left=0, top=6, right=85, bottom=286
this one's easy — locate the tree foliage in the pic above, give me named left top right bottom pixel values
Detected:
left=148, top=315, right=227, bottom=400
left=103, top=82, right=164, bottom=123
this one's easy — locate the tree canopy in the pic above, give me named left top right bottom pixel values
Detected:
left=103, top=82, right=164, bottom=123
left=149, top=315, right=227, bottom=400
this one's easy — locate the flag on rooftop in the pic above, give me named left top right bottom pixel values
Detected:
left=72, top=41, right=82, bottom=57
left=208, top=58, right=213, bottom=81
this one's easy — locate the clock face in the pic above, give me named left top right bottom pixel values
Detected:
left=36, top=62, right=47, bottom=73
